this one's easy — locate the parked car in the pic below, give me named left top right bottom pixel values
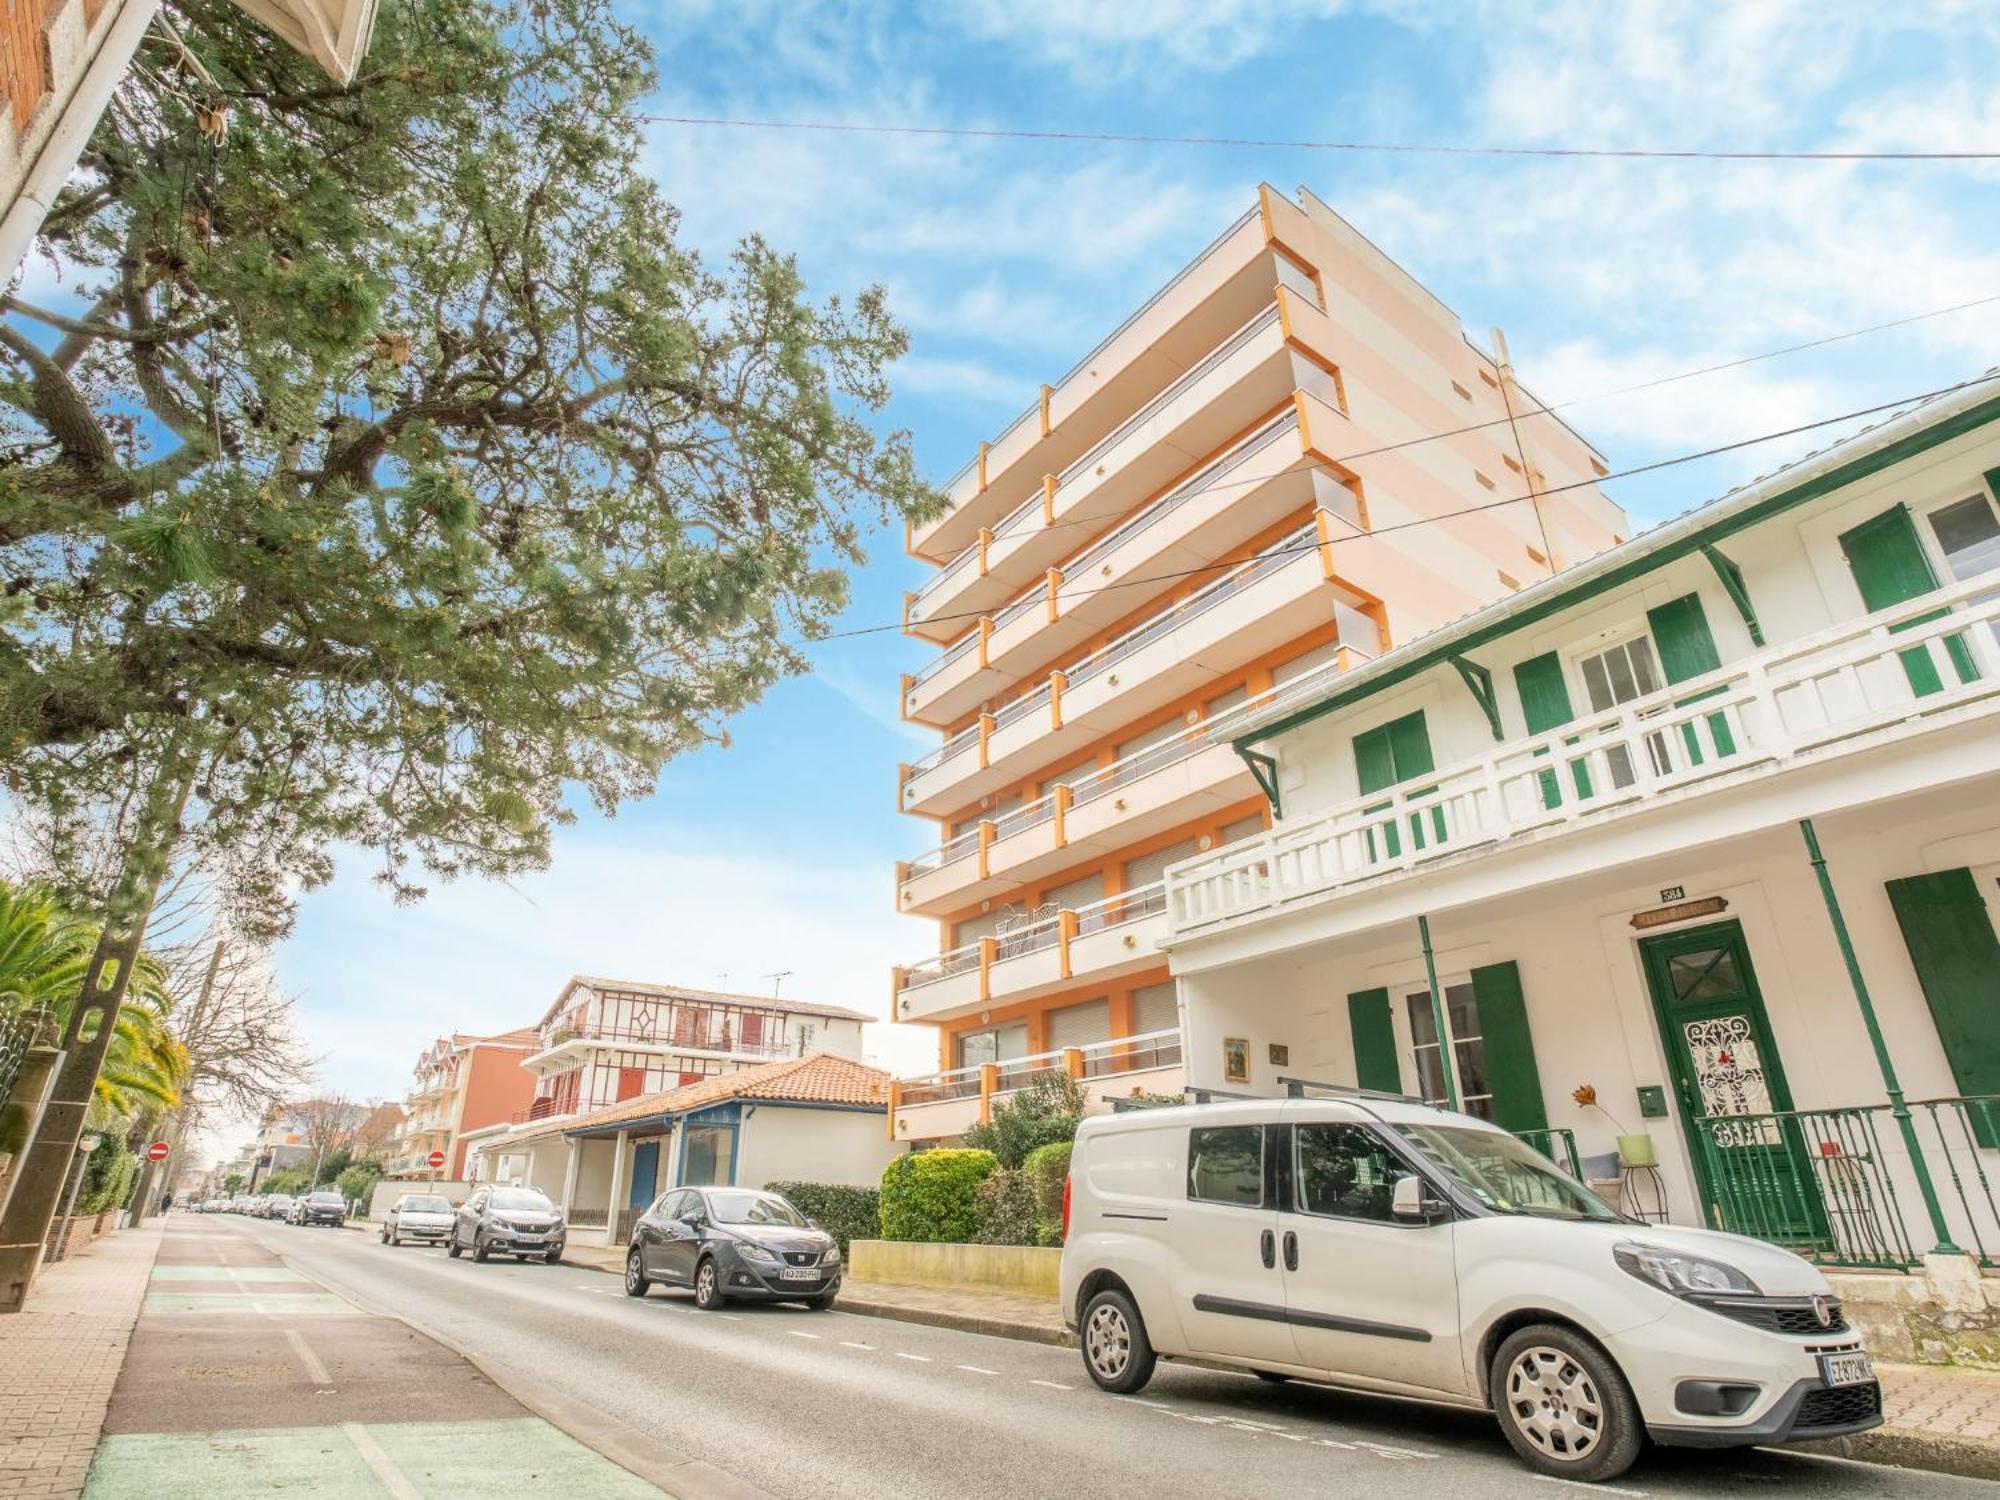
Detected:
left=293, top=1190, right=346, bottom=1227
left=1060, top=1095, right=1882, bottom=1485
left=381, top=1193, right=456, bottom=1247
left=446, top=1186, right=566, bottom=1263
left=259, top=1194, right=296, bottom=1221
left=624, top=1186, right=841, bottom=1309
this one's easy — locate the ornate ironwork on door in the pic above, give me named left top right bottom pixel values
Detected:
left=1682, top=1017, right=1779, bottom=1146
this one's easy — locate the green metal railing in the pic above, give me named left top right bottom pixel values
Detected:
left=1687, top=1097, right=1999, bottom=1271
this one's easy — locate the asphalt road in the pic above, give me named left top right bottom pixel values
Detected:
left=223, top=1215, right=1975, bottom=1500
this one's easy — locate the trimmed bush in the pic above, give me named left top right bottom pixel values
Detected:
left=79, top=1134, right=137, bottom=1215
left=1022, top=1140, right=1072, bottom=1245
left=766, top=1180, right=880, bottom=1253
left=972, top=1168, right=1038, bottom=1246
left=878, top=1148, right=996, bottom=1243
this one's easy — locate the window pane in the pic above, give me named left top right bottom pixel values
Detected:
left=1626, top=637, right=1662, bottom=696
left=1928, top=497, right=2000, bottom=582
left=1296, top=1123, right=1405, bottom=1222
left=1668, top=948, right=1741, bottom=1001
left=1580, top=655, right=1613, bottom=714
left=1404, top=991, right=1439, bottom=1048
left=1603, top=645, right=1638, bottom=703
left=1188, top=1126, right=1264, bottom=1206
left=957, top=1031, right=997, bottom=1069
left=1445, top=981, right=1479, bottom=1038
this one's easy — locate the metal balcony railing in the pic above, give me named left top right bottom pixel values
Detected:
left=538, top=1019, right=794, bottom=1059
left=900, top=881, right=1169, bottom=991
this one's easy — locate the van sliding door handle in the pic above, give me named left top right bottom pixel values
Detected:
left=1282, top=1230, right=1298, bottom=1271
left=1259, top=1229, right=1275, bottom=1269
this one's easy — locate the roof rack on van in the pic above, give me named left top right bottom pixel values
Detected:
left=1278, top=1075, right=1420, bottom=1105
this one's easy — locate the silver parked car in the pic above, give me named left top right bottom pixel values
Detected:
left=381, top=1192, right=456, bottom=1246
left=447, top=1185, right=566, bottom=1263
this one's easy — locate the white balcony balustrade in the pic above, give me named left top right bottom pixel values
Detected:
left=1167, top=578, right=2000, bottom=940
left=889, top=1030, right=1186, bottom=1140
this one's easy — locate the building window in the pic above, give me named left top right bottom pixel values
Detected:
left=1403, top=982, right=1493, bottom=1121
left=1926, top=494, right=2000, bottom=582
left=957, top=1023, right=1027, bottom=1070
left=796, top=1023, right=815, bottom=1056
left=1574, top=634, right=1668, bottom=786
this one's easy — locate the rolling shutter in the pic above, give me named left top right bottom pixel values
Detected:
left=1346, top=987, right=1402, bottom=1093
left=1838, top=505, right=1978, bottom=696
left=1885, top=868, right=2000, bottom=1147
left=1132, top=981, right=1179, bottom=1036
left=1470, top=961, right=1549, bottom=1134
left=1048, top=998, right=1112, bottom=1052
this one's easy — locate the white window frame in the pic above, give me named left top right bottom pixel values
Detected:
left=1400, top=973, right=1495, bottom=1122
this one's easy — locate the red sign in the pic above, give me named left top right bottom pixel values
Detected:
left=146, top=1141, right=170, bottom=1162
left=426, top=1150, right=446, bottom=1170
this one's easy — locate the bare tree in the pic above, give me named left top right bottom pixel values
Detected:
left=289, top=1095, right=367, bottom=1185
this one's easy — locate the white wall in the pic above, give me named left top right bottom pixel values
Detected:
left=733, top=1105, right=896, bottom=1189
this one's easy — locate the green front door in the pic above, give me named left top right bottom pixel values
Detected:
left=1639, top=921, right=1830, bottom=1245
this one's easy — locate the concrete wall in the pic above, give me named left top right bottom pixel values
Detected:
left=733, top=1106, right=896, bottom=1190
left=849, top=1239, right=1060, bottom=1298
left=455, top=1043, right=538, bottom=1176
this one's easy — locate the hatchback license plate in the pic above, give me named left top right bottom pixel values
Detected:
left=778, top=1267, right=819, bottom=1281
left=1819, top=1352, right=1874, bottom=1388
left=515, top=1236, right=544, bottom=1247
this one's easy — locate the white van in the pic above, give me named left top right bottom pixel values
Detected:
left=1059, top=1094, right=1881, bottom=1483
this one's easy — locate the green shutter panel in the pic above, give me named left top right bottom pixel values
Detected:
left=1353, top=723, right=1397, bottom=796
left=1470, top=961, right=1548, bottom=1134
left=1347, top=988, right=1402, bottom=1094
left=1387, top=710, right=1435, bottom=781
left=1646, top=593, right=1737, bottom=763
left=1885, top=869, right=2000, bottom=1147
left=1838, top=505, right=1979, bottom=696
left=1514, top=652, right=1586, bottom=810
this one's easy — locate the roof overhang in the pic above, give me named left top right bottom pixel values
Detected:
left=230, top=0, right=378, bottom=85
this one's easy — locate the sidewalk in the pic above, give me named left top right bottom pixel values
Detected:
left=0, top=1222, right=163, bottom=1499
left=78, top=1217, right=668, bottom=1498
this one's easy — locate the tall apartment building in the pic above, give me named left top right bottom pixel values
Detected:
left=887, top=184, right=1628, bottom=1143
left=386, top=1028, right=540, bottom=1181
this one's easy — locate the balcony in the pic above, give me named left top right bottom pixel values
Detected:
left=896, top=660, right=1359, bottom=917
left=893, top=882, right=1169, bottom=1025
left=900, top=515, right=1383, bottom=817
left=891, top=1030, right=1185, bottom=1142
left=904, top=388, right=1354, bottom=726
left=527, top=1018, right=795, bottom=1068
left=1167, top=576, right=2000, bottom=942
left=912, top=199, right=1320, bottom=563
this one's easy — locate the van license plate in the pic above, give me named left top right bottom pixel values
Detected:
left=1819, top=1352, right=1874, bottom=1388
left=778, top=1268, right=818, bottom=1281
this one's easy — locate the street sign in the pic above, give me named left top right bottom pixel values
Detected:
left=426, top=1150, right=446, bottom=1170
left=146, top=1141, right=170, bottom=1162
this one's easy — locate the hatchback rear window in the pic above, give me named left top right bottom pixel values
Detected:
left=1187, top=1125, right=1264, bottom=1207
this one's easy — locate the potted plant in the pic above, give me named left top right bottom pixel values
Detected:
left=1572, top=1084, right=1656, bottom=1167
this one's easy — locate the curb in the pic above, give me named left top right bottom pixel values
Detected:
left=1802, top=1427, right=2000, bottom=1483
left=831, top=1294, right=1076, bottom=1349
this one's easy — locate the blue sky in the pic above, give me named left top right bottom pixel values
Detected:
left=269, top=1, right=2000, bottom=1121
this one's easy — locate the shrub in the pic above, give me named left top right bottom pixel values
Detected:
left=962, top=1072, right=1085, bottom=1168
left=766, top=1181, right=880, bottom=1253
left=972, top=1168, right=1038, bottom=1246
left=878, top=1148, right=996, bottom=1243
left=1022, top=1140, right=1072, bottom=1245
left=336, top=1162, right=384, bottom=1209
left=261, top=1168, right=310, bottom=1196
left=78, top=1134, right=137, bottom=1215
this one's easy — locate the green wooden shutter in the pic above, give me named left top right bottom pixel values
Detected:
left=1353, top=723, right=1397, bottom=796
left=1513, top=652, right=1588, bottom=810
left=1470, top=961, right=1548, bottom=1134
left=1346, top=988, right=1402, bottom=1094
left=1646, top=593, right=1737, bottom=762
left=1353, top=709, right=1432, bottom=794
left=1838, top=505, right=1979, bottom=696
left=1885, top=869, right=2000, bottom=1147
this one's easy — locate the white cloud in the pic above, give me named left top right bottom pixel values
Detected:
left=942, top=0, right=1356, bottom=81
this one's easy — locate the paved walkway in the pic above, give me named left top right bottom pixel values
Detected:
left=79, top=1217, right=667, bottom=1498
left=0, top=1221, right=163, bottom=1499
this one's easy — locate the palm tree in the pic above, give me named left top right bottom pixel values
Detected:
left=0, top=883, right=94, bottom=1021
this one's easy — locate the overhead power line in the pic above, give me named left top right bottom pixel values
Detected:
left=634, top=114, right=2000, bottom=163
left=818, top=370, right=2000, bottom=647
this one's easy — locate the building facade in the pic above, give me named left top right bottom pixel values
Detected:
left=1161, top=379, right=2000, bottom=1271
left=386, top=1028, right=539, bottom=1180
left=888, top=183, right=1627, bottom=1143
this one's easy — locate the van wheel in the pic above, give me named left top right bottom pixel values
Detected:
left=1081, top=1288, right=1156, bottom=1394
left=1490, top=1324, right=1642, bottom=1483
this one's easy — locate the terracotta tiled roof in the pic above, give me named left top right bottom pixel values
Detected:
left=535, top=975, right=877, bottom=1028
left=502, top=1052, right=889, bottom=1146
left=475, top=1026, right=542, bottom=1048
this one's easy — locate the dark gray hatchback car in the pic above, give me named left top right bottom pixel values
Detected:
left=625, top=1186, right=840, bottom=1309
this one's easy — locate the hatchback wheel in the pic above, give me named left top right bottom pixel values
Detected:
left=625, top=1250, right=650, bottom=1298
left=1081, top=1288, right=1156, bottom=1394
left=1490, top=1324, right=1641, bottom=1483
left=472, top=1233, right=491, bottom=1264
left=693, top=1257, right=725, bottom=1310
left=446, top=1232, right=462, bottom=1259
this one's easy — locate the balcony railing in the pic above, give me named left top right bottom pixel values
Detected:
left=895, top=1030, right=1186, bottom=1116
left=900, top=881, right=1168, bottom=993
left=511, top=1097, right=563, bottom=1125
left=909, top=626, right=982, bottom=690
left=1169, top=577, right=2000, bottom=938
left=536, top=1020, right=795, bottom=1059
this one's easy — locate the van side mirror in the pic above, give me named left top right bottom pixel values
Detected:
left=1392, top=1174, right=1445, bottom=1223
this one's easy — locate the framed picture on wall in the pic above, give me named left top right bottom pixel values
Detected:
left=1222, top=1036, right=1250, bottom=1085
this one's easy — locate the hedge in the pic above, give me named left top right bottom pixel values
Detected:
left=766, top=1180, right=880, bottom=1253
left=878, top=1148, right=996, bottom=1243
left=79, top=1134, right=137, bottom=1216
left=972, top=1168, right=1037, bottom=1245
left=1022, top=1140, right=1072, bottom=1247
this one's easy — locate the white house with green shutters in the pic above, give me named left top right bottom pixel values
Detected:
left=1159, top=374, right=2000, bottom=1277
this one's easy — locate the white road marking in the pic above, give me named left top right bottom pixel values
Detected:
left=343, top=1423, right=422, bottom=1500
left=1535, top=1477, right=1647, bottom=1498
left=1029, top=1379, right=1074, bottom=1391
left=894, top=1352, right=931, bottom=1363
left=840, top=1341, right=875, bottom=1351
left=282, top=1328, right=333, bottom=1387
left=955, top=1364, right=998, bottom=1375
left=788, top=1331, right=821, bottom=1341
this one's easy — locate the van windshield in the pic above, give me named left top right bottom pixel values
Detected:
left=1393, top=1124, right=1623, bottom=1221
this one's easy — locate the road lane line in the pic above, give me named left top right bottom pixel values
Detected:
left=955, top=1364, right=998, bottom=1375
left=283, top=1328, right=334, bottom=1387
left=840, top=1341, right=876, bottom=1351
left=343, top=1423, right=422, bottom=1500
left=1535, top=1478, right=1647, bottom=1498
left=1029, top=1379, right=1074, bottom=1390
left=894, top=1352, right=931, bottom=1362
left=788, top=1331, right=821, bottom=1341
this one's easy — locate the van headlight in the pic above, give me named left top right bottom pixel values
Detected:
left=1614, top=1241, right=1759, bottom=1298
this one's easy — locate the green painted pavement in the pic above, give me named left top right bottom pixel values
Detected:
left=142, top=1291, right=359, bottom=1316
left=150, top=1265, right=310, bottom=1282
left=84, top=1417, right=666, bottom=1498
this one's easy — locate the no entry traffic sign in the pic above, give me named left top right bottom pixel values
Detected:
left=426, top=1150, right=446, bottom=1170
left=146, top=1141, right=170, bottom=1162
